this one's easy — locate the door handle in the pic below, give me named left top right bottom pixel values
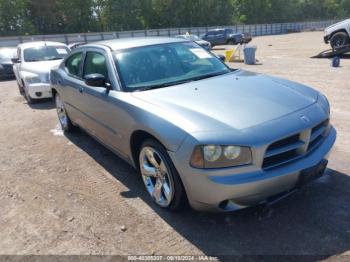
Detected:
left=79, top=87, right=84, bottom=93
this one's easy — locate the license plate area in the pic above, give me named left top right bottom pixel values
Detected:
left=298, top=159, right=328, bottom=187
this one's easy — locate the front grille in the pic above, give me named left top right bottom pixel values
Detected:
left=262, top=119, right=329, bottom=170
left=308, top=119, right=329, bottom=152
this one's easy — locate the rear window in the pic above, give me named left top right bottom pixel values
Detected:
left=23, top=46, right=69, bottom=62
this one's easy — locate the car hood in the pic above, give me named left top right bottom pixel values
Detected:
left=195, top=40, right=210, bottom=45
left=131, top=70, right=318, bottom=133
left=326, top=19, right=350, bottom=31
left=21, top=60, right=63, bottom=75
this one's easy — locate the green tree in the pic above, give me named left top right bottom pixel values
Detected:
left=0, top=0, right=35, bottom=36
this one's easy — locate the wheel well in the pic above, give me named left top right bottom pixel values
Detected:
left=227, top=38, right=236, bottom=44
left=130, top=130, right=163, bottom=168
left=51, top=88, right=57, bottom=97
left=331, top=29, right=349, bottom=39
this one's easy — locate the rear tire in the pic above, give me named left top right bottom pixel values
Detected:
left=55, top=92, right=74, bottom=132
left=330, top=32, right=349, bottom=49
left=138, top=139, right=187, bottom=211
left=227, top=39, right=236, bottom=45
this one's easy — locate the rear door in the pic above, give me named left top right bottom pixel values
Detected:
left=203, top=31, right=215, bottom=44
left=214, top=30, right=226, bottom=45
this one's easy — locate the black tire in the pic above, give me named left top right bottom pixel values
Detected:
left=55, top=92, right=74, bottom=132
left=227, top=39, right=236, bottom=45
left=23, top=84, right=35, bottom=104
left=138, top=139, right=187, bottom=211
left=330, top=32, right=349, bottom=49
left=17, top=80, right=24, bottom=95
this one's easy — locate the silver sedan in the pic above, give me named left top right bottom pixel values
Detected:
left=50, top=37, right=336, bottom=212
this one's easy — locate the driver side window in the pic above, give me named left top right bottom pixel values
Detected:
left=65, top=52, right=83, bottom=77
left=83, top=51, right=109, bottom=81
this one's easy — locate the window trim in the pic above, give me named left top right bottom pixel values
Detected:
left=64, top=51, right=85, bottom=80
left=82, top=50, right=111, bottom=83
left=80, top=46, right=123, bottom=91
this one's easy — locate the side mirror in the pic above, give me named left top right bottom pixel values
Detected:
left=11, top=58, right=21, bottom=63
left=84, top=73, right=106, bottom=87
left=217, top=54, right=226, bottom=62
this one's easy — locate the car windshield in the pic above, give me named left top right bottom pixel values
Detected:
left=114, top=42, right=231, bottom=91
left=23, top=46, right=69, bottom=62
left=0, top=49, right=17, bottom=62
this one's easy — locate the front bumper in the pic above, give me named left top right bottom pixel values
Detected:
left=324, top=35, right=330, bottom=44
left=169, top=127, right=336, bottom=212
left=27, top=83, right=53, bottom=99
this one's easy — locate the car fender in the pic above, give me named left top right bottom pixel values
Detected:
left=325, top=20, right=350, bottom=37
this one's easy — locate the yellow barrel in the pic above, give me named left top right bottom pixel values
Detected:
left=225, top=49, right=235, bottom=62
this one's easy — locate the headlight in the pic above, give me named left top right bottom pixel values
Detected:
left=203, top=145, right=222, bottom=162
left=318, top=93, right=330, bottom=115
left=26, top=76, right=41, bottom=84
left=190, top=145, right=252, bottom=169
left=224, top=146, right=241, bottom=160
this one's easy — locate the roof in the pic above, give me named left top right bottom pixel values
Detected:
left=90, top=37, right=187, bottom=51
left=18, top=41, right=68, bottom=49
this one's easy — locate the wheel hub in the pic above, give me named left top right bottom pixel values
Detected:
left=139, top=146, right=175, bottom=207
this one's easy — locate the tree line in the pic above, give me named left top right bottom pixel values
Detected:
left=0, top=0, right=349, bottom=36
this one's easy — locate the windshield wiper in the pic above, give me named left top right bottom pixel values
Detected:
left=47, top=57, right=62, bottom=61
left=134, top=79, right=195, bottom=92
left=190, top=71, right=229, bottom=81
left=26, top=59, right=41, bottom=62
left=133, top=71, right=229, bottom=92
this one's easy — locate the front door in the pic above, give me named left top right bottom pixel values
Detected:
left=78, top=50, right=125, bottom=155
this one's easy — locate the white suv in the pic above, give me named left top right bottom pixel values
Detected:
left=324, top=19, right=350, bottom=49
left=13, top=41, right=70, bottom=103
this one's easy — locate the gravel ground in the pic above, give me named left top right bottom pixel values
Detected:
left=0, top=31, right=349, bottom=259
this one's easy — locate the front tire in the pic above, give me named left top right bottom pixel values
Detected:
left=23, top=84, right=35, bottom=104
left=55, top=92, right=73, bottom=132
left=330, top=32, right=349, bottom=49
left=17, top=80, right=24, bottom=95
left=138, top=139, right=187, bottom=211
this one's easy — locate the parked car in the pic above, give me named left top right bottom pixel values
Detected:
left=202, top=29, right=252, bottom=47
left=51, top=37, right=336, bottom=212
left=175, top=34, right=211, bottom=50
left=324, top=19, right=350, bottom=49
left=0, top=47, right=17, bottom=79
left=13, top=41, right=70, bottom=103
left=68, top=42, right=86, bottom=50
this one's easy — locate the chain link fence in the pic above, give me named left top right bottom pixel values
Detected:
left=0, top=20, right=337, bottom=47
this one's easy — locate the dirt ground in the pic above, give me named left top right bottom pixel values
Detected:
left=0, top=31, right=350, bottom=259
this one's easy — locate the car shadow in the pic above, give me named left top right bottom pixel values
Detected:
left=0, top=77, right=16, bottom=82
left=27, top=99, right=55, bottom=110
left=65, top=130, right=350, bottom=258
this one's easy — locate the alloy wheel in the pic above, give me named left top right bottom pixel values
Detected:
left=55, top=94, right=68, bottom=130
left=332, top=34, right=347, bottom=48
left=139, top=146, right=175, bottom=207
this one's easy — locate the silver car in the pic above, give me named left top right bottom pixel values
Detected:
left=175, top=34, right=211, bottom=50
left=50, top=37, right=336, bottom=212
